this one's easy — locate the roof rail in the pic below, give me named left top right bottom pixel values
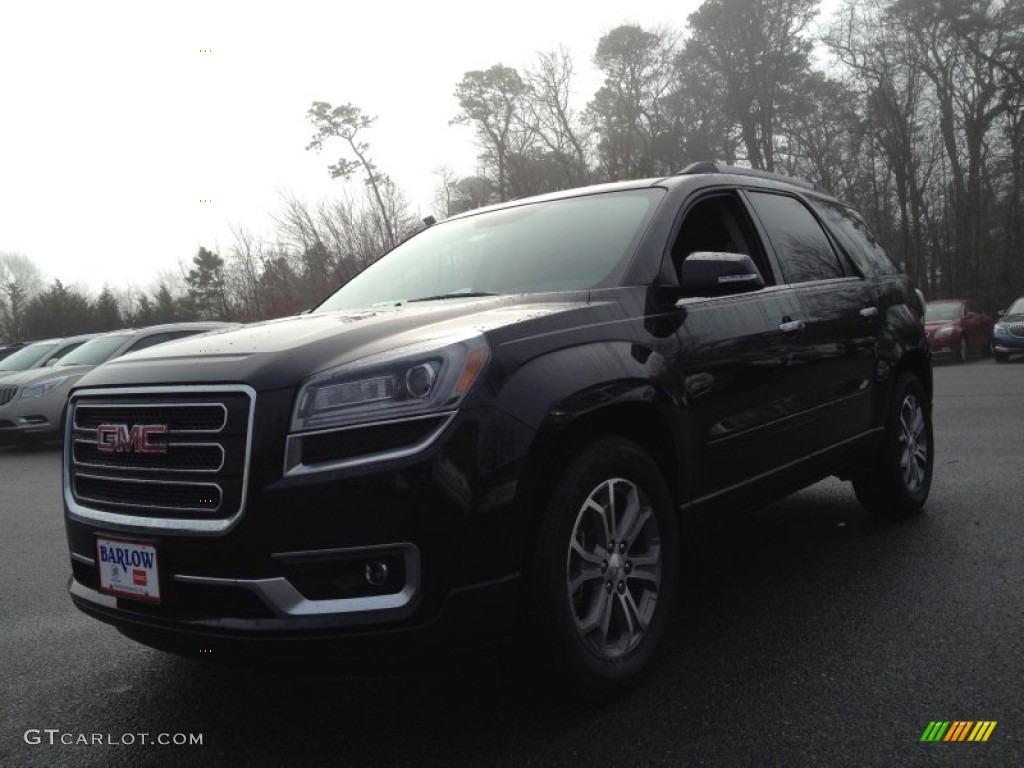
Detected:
left=678, top=161, right=816, bottom=191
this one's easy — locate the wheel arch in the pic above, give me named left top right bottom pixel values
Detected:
left=894, top=348, right=933, bottom=403
left=512, top=397, right=684, bottom=572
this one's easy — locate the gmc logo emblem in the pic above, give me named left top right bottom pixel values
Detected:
left=96, top=424, right=168, bottom=454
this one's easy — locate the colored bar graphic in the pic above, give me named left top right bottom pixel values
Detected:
left=920, top=721, right=950, bottom=742
left=921, top=721, right=996, bottom=742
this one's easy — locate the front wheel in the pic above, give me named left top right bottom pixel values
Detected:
left=954, top=336, right=967, bottom=363
left=852, top=372, right=934, bottom=517
left=529, top=438, right=679, bottom=703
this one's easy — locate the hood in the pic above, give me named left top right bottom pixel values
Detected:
left=0, top=363, right=96, bottom=390
left=76, top=294, right=594, bottom=391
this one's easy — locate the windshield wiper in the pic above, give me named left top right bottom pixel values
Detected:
left=406, top=292, right=499, bottom=303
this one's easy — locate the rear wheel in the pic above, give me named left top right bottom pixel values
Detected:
left=853, top=372, right=933, bottom=518
left=529, top=438, right=679, bottom=703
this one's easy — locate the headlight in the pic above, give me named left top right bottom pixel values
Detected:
left=994, top=324, right=1008, bottom=337
left=291, top=332, right=489, bottom=433
left=935, top=326, right=954, bottom=337
left=19, top=376, right=69, bottom=399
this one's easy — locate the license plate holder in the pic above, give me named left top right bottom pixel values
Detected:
left=95, top=536, right=161, bottom=603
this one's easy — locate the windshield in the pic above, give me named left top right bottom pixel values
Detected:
left=1005, top=298, right=1024, bottom=316
left=0, top=341, right=59, bottom=371
left=57, top=334, right=130, bottom=367
left=315, top=189, right=664, bottom=312
left=925, top=302, right=962, bottom=322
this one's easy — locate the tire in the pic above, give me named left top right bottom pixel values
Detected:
left=528, top=438, right=679, bottom=703
left=954, top=336, right=967, bottom=363
left=852, top=372, right=934, bottom=518
left=994, top=352, right=1009, bottom=363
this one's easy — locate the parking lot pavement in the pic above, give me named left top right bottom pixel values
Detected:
left=1, top=358, right=1022, bottom=766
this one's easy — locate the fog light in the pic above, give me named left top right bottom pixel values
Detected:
left=365, top=561, right=389, bottom=586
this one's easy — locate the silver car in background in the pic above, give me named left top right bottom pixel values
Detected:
left=0, top=334, right=101, bottom=383
left=0, top=322, right=237, bottom=445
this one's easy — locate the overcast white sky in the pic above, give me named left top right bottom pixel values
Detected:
left=2, top=0, right=837, bottom=296
left=0, top=0, right=708, bottom=294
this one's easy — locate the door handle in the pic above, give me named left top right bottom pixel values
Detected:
left=860, top=306, right=879, bottom=319
left=779, top=319, right=805, bottom=333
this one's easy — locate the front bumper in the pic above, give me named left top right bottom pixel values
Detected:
left=993, top=334, right=1024, bottom=356
left=63, top=387, right=535, bottom=660
left=68, top=571, right=521, bottom=663
left=0, top=392, right=66, bottom=443
left=926, top=333, right=959, bottom=358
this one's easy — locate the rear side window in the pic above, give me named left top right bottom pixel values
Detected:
left=746, top=191, right=844, bottom=283
left=811, top=200, right=900, bottom=277
left=124, top=333, right=172, bottom=354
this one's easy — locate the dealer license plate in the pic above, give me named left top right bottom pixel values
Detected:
left=96, top=537, right=161, bottom=602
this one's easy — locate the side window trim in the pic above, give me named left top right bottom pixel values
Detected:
left=665, top=188, right=782, bottom=288
left=740, top=189, right=847, bottom=284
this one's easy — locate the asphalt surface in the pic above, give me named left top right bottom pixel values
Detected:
left=1, top=357, right=1022, bottom=767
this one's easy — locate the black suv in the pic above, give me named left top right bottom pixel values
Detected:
left=63, top=164, right=932, bottom=700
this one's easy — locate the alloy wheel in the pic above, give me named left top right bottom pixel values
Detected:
left=898, top=394, right=929, bottom=493
left=566, top=477, right=662, bottom=660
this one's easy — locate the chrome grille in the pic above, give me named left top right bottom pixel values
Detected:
left=1005, top=322, right=1024, bottom=338
left=66, top=389, right=253, bottom=529
left=0, top=385, right=17, bottom=407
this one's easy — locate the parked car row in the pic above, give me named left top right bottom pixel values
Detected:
left=993, top=297, right=1024, bottom=363
left=923, top=297, right=1024, bottom=363
left=0, top=322, right=236, bottom=446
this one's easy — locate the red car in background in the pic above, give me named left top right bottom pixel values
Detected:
left=925, top=299, right=994, bottom=362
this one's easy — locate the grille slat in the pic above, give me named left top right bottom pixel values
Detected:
left=67, top=391, right=252, bottom=527
left=73, top=440, right=225, bottom=472
left=75, top=474, right=223, bottom=516
left=74, top=403, right=227, bottom=431
left=0, top=385, right=17, bottom=407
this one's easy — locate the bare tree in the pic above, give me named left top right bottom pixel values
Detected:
left=452, top=65, right=532, bottom=201
left=524, top=48, right=592, bottom=187
left=306, top=101, right=398, bottom=250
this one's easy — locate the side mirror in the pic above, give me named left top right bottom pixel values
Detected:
left=997, top=309, right=1006, bottom=319
left=680, top=252, right=765, bottom=297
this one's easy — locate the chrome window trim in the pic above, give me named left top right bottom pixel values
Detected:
left=64, top=384, right=256, bottom=535
left=283, top=411, right=457, bottom=478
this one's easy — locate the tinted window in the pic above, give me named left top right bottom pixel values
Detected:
left=124, top=333, right=172, bottom=354
left=746, top=191, right=843, bottom=283
left=0, top=341, right=59, bottom=371
left=673, top=194, right=771, bottom=286
left=58, top=335, right=131, bottom=366
left=316, top=189, right=664, bottom=311
left=811, top=200, right=899, bottom=277
left=44, top=341, right=85, bottom=365
left=925, top=302, right=963, bottom=322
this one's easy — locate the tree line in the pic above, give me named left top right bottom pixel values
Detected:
left=3, top=0, right=1022, bottom=344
